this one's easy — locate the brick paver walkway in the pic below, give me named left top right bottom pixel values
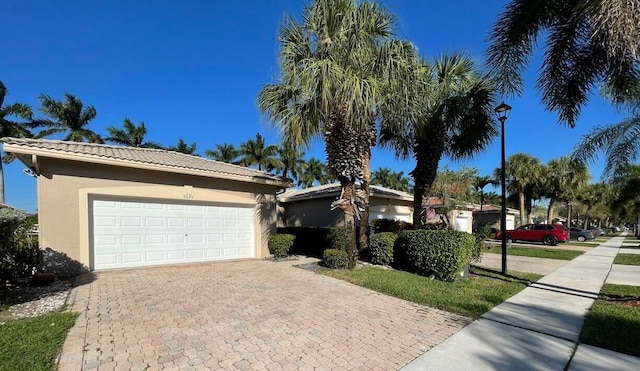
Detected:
left=59, top=258, right=470, bottom=370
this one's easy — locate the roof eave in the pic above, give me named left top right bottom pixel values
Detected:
left=3, top=144, right=292, bottom=188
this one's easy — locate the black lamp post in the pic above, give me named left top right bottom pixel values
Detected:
left=495, top=102, right=512, bottom=275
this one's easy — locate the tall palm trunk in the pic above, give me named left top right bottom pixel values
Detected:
left=359, top=147, right=371, bottom=252
left=518, top=191, right=526, bottom=225
left=411, top=133, right=445, bottom=229
left=341, top=179, right=358, bottom=269
left=325, top=107, right=364, bottom=268
left=0, top=160, right=5, bottom=204
left=547, top=197, right=556, bottom=223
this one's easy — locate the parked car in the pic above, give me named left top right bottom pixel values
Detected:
left=567, top=227, right=595, bottom=242
left=496, top=224, right=569, bottom=246
left=590, top=228, right=605, bottom=237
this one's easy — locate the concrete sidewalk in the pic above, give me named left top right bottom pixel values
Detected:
left=402, top=233, right=640, bottom=371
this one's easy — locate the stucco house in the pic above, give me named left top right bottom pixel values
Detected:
left=422, top=197, right=474, bottom=233
left=472, top=204, right=519, bottom=231
left=1, top=138, right=291, bottom=276
left=277, top=183, right=413, bottom=227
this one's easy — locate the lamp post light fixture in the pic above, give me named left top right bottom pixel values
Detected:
left=495, top=102, right=512, bottom=275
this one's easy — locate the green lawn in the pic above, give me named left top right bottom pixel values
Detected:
left=614, top=254, right=640, bottom=266
left=0, top=311, right=78, bottom=371
left=580, top=284, right=640, bottom=357
left=565, top=242, right=600, bottom=247
left=484, top=246, right=583, bottom=260
left=320, top=266, right=542, bottom=319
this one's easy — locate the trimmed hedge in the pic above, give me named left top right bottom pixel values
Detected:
left=0, top=209, right=39, bottom=280
left=326, top=227, right=346, bottom=251
left=322, top=249, right=349, bottom=269
left=276, top=227, right=347, bottom=257
left=268, top=234, right=295, bottom=258
left=370, top=232, right=397, bottom=265
left=395, top=229, right=476, bottom=281
left=370, top=219, right=413, bottom=234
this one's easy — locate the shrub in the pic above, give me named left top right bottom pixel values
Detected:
left=370, top=232, right=397, bottom=265
left=474, top=221, right=494, bottom=240
left=0, top=209, right=39, bottom=280
left=322, top=249, right=349, bottom=269
left=326, top=227, right=346, bottom=251
left=268, top=234, right=295, bottom=259
left=395, top=229, right=476, bottom=281
left=370, top=219, right=413, bottom=234
left=422, top=222, right=449, bottom=230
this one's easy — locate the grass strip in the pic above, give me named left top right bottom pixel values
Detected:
left=0, top=311, right=78, bottom=371
left=580, top=284, right=640, bottom=357
left=614, top=254, right=640, bottom=266
left=484, top=246, right=583, bottom=260
left=320, top=266, right=541, bottom=319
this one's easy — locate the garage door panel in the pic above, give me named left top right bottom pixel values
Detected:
left=121, top=216, right=142, bottom=227
left=121, top=235, right=142, bottom=245
left=146, top=252, right=164, bottom=262
left=95, top=216, right=118, bottom=227
left=92, top=199, right=255, bottom=270
left=167, top=250, right=186, bottom=260
left=95, top=235, right=118, bottom=246
left=122, top=252, right=143, bottom=264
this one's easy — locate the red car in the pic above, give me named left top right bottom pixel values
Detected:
left=496, top=224, right=569, bottom=246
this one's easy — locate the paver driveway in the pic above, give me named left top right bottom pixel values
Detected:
left=59, top=258, right=470, bottom=370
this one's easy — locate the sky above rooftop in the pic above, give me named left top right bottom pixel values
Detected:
left=0, top=0, right=626, bottom=212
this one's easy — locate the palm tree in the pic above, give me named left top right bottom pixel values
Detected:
left=106, top=118, right=162, bottom=148
left=371, top=167, right=411, bottom=192
left=258, top=0, right=415, bottom=265
left=497, top=153, right=546, bottom=225
left=371, top=168, right=394, bottom=189
left=486, top=0, right=640, bottom=127
left=0, top=81, right=33, bottom=203
left=474, top=175, right=498, bottom=210
left=577, top=182, right=608, bottom=228
left=610, top=165, right=640, bottom=229
left=571, top=115, right=640, bottom=179
left=33, top=94, right=103, bottom=143
left=205, top=143, right=239, bottom=163
left=167, top=138, right=197, bottom=155
left=298, top=158, right=330, bottom=188
left=483, top=191, right=501, bottom=206
left=381, top=53, right=498, bottom=228
left=543, top=156, right=590, bottom=222
left=274, top=143, right=306, bottom=182
left=237, top=133, right=282, bottom=172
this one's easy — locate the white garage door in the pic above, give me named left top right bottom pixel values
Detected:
left=92, top=199, right=255, bottom=270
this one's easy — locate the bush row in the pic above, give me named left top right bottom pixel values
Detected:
left=276, top=221, right=483, bottom=281
left=276, top=227, right=347, bottom=257
left=1, top=209, right=39, bottom=281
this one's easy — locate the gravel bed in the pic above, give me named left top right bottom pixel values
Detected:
left=0, top=279, right=73, bottom=324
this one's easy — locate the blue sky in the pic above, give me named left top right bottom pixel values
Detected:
left=0, top=0, right=626, bottom=212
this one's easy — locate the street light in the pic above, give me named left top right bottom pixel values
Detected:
left=495, top=102, right=511, bottom=275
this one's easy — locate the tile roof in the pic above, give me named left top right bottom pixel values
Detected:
left=277, top=183, right=413, bottom=202
left=1, top=137, right=291, bottom=186
left=473, top=204, right=519, bottom=213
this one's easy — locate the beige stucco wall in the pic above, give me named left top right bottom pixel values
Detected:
left=37, top=158, right=279, bottom=275
left=277, top=196, right=413, bottom=227
left=278, top=198, right=344, bottom=227
left=472, top=212, right=517, bottom=231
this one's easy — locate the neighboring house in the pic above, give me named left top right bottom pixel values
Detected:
left=277, top=183, right=413, bottom=227
left=422, top=197, right=474, bottom=234
left=1, top=137, right=291, bottom=276
left=472, top=204, right=518, bottom=231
